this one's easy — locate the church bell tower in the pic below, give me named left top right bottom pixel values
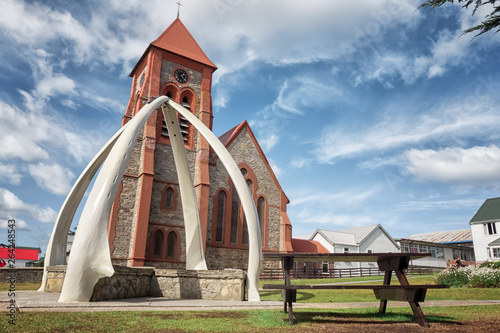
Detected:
left=108, top=18, right=217, bottom=267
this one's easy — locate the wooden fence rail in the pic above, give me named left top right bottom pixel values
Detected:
left=260, top=265, right=442, bottom=280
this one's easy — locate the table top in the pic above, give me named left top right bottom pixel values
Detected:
left=263, top=252, right=430, bottom=262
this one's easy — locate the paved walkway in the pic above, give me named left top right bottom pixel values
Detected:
left=1, top=291, right=499, bottom=313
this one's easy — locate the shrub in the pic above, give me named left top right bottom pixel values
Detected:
left=479, top=261, right=500, bottom=269
left=436, top=265, right=500, bottom=288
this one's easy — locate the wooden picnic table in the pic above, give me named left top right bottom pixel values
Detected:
left=262, top=252, right=449, bottom=327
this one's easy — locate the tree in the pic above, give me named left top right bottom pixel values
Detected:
left=420, top=0, right=500, bottom=37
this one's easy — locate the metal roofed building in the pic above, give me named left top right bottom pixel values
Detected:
left=406, top=229, right=473, bottom=245
left=470, top=197, right=500, bottom=262
left=397, top=229, right=475, bottom=268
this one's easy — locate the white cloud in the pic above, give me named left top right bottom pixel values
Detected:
left=250, top=77, right=343, bottom=151
left=290, top=157, right=312, bottom=169
left=0, top=99, right=107, bottom=166
left=351, top=4, right=500, bottom=87
left=295, top=209, right=376, bottom=227
left=404, top=145, right=500, bottom=186
left=0, top=163, right=22, bottom=185
left=27, top=163, right=75, bottom=196
left=0, top=218, right=32, bottom=231
left=36, top=74, right=76, bottom=100
left=314, top=96, right=500, bottom=164
left=396, top=198, right=483, bottom=211
left=291, top=186, right=380, bottom=207
left=0, top=187, right=57, bottom=225
left=268, top=159, right=284, bottom=178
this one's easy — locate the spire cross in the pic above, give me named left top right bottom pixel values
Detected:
left=176, top=1, right=182, bottom=18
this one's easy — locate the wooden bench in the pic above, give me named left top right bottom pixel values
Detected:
left=263, top=252, right=450, bottom=327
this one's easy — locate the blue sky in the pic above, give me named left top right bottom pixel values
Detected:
left=1, top=0, right=500, bottom=254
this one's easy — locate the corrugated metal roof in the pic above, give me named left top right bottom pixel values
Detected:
left=470, top=197, right=500, bottom=223
left=407, top=229, right=472, bottom=243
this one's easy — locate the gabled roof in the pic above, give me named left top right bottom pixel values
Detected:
left=470, top=197, right=500, bottom=224
left=216, top=120, right=289, bottom=204
left=291, top=238, right=329, bottom=253
left=407, top=229, right=472, bottom=244
left=489, top=237, right=500, bottom=246
left=130, top=18, right=217, bottom=77
left=315, top=229, right=357, bottom=246
left=312, top=224, right=399, bottom=249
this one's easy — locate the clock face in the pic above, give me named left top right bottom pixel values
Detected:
left=173, top=68, right=189, bottom=84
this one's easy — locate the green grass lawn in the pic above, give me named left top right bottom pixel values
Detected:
left=259, top=274, right=500, bottom=303
left=1, top=305, right=499, bottom=332
left=2, top=276, right=500, bottom=332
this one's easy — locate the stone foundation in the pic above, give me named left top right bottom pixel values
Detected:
left=44, top=266, right=246, bottom=301
left=151, top=269, right=245, bottom=301
left=0, top=267, right=43, bottom=283
left=91, top=266, right=154, bottom=301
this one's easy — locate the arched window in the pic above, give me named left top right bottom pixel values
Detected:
left=258, top=196, right=266, bottom=248
left=216, top=191, right=226, bottom=243
left=230, top=184, right=239, bottom=244
left=161, top=186, right=176, bottom=210
left=166, top=231, right=177, bottom=259
left=165, top=187, right=174, bottom=209
left=153, top=230, right=164, bottom=258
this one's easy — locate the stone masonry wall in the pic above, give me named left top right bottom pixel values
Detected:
left=206, top=127, right=282, bottom=269
left=0, top=267, right=43, bottom=283
left=151, top=269, right=245, bottom=301
left=44, top=266, right=245, bottom=301
left=205, top=247, right=249, bottom=270
left=111, top=131, right=144, bottom=262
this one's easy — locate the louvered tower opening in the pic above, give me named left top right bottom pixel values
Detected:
left=161, top=94, right=191, bottom=142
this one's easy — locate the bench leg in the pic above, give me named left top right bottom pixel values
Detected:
left=288, top=298, right=294, bottom=324
left=409, top=301, right=429, bottom=328
left=379, top=270, right=392, bottom=314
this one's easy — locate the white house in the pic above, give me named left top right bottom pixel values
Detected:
left=309, top=224, right=400, bottom=269
left=470, top=197, right=500, bottom=262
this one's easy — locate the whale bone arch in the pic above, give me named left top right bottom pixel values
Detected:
left=42, top=96, right=261, bottom=302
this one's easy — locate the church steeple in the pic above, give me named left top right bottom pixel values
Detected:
left=112, top=18, right=216, bottom=267
left=130, top=18, right=216, bottom=78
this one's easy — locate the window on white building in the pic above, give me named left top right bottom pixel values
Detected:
left=343, top=247, right=350, bottom=254
left=436, top=247, right=445, bottom=259
left=493, top=248, right=500, bottom=259
left=485, top=223, right=497, bottom=235
left=401, top=243, right=409, bottom=253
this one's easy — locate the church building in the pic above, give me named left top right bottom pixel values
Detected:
left=107, top=18, right=293, bottom=270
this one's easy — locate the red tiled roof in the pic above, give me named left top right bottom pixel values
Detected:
left=130, top=18, right=217, bottom=77
left=292, top=238, right=329, bottom=253
left=152, top=18, right=217, bottom=68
